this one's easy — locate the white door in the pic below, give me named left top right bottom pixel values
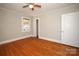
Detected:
left=61, top=12, right=79, bottom=47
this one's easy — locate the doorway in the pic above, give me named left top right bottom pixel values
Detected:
left=33, top=18, right=40, bottom=38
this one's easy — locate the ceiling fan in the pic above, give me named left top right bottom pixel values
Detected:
left=22, top=3, right=41, bottom=11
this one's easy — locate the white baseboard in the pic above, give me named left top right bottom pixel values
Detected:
left=0, top=35, right=32, bottom=45
left=31, top=35, right=36, bottom=37
left=40, top=37, right=62, bottom=44
left=40, top=36, right=79, bottom=48
left=0, top=35, right=79, bottom=48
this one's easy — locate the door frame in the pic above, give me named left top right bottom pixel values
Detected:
left=33, top=18, right=40, bottom=38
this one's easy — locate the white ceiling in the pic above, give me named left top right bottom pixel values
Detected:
left=0, top=3, right=77, bottom=16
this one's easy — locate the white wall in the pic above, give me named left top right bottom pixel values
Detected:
left=33, top=5, right=79, bottom=47
left=0, top=8, right=33, bottom=42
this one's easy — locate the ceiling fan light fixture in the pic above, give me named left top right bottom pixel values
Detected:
left=22, top=3, right=41, bottom=11
left=29, top=5, right=33, bottom=8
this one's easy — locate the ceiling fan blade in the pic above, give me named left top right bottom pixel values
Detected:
left=22, top=5, right=29, bottom=8
left=34, top=5, right=41, bottom=8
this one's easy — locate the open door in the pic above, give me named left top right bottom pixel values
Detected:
left=36, top=19, right=39, bottom=38
left=33, top=18, right=40, bottom=38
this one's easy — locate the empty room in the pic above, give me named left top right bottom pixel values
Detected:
left=0, top=3, right=79, bottom=56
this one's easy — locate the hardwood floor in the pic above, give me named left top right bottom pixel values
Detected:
left=0, top=37, right=79, bottom=56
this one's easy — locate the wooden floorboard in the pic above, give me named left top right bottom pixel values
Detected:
left=0, top=37, right=79, bottom=56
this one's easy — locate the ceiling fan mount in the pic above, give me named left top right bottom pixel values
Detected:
left=22, top=3, right=41, bottom=11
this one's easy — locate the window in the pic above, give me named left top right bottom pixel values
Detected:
left=21, top=17, right=31, bottom=32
